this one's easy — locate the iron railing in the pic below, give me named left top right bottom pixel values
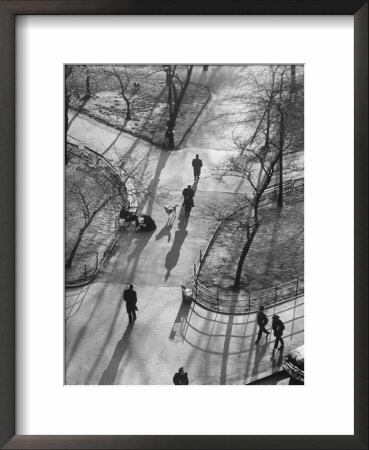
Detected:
left=188, top=178, right=304, bottom=315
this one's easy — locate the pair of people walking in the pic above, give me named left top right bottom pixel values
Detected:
left=255, top=305, right=285, bottom=351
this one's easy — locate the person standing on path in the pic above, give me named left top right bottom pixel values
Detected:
left=173, top=367, right=189, bottom=385
left=255, top=305, right=270, bottom=344
left=123, top=284, right=138, bottom=323
left=272, top=314, right=285, bottom=351
left=192, top=154, right=203, bottom=181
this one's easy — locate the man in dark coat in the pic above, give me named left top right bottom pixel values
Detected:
left=192, top=154, right=203, bottom=181
left=123, top=284, right=138, bottom=323
left=272, top=314, right=285, bottom=351
left=182, top=185, right=195, bottom=207
left=173, top=367, right=189, bottom=385
left=255, top=305, right=270, bottom=344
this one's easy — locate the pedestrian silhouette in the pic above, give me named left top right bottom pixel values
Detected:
left=173, top=367, right=189, bottom=385
left=272, top=314, right=285, bottom=351
left=182, top=185, right=195, bottom=206
left=123, top=284, right=138, bottom=323
left=192, top=154, right=203, bottom=181
left=255, top=305, right=270, bottom=344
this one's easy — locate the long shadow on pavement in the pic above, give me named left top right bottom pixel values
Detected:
left=99, top=323, right=134, bottom=385
left=99, top=229, right=155, bottom=284
left=251, top=341, right=269, bottom=380
left=164, top=213, right=189, bottom=281
left=169, top=300, right=192, bottom=343
left=84, top=297, right=125, bottom=384
left=126, top=230, right=155, bottom=282
left=270, top=348, right=284, bottom=370
left=142, top=149, right=171, bottom=216
left=66, top=284, right=102, bottom=370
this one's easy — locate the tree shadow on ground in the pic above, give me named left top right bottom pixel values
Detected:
left=84, top=296, right=125, bottom=384
left=169, top=300, right=192, bottom=343
left=164, top=214, right=189, bottom=281
left=127, top=230, right=155, bottom=262
left=220, top=314, right=234, bottom=385
left=96, top=230, right=136, bottom=281
left=99, top=323, right=134, bottom=385
left=66, top=284, right=102, bottom=370
left=251, top=341, right=269, bottom=379
left=67, top=98, right=91, bottom=130
left=101, top=130, right=124, bottom=156
left=219, top=296, right=241, bottom=384
left=142, top=149, right=171, bottom=216
left=125, top=230, right=156, bottom=281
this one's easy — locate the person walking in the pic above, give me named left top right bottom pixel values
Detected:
left=183, top=195, right=193, bottom=216
left=123, top=284, right=138, bottom=323
left=255, top=305, right=270, bottom=344
left=192, top=154, right=203, bottom=181
left=182, top=184, right=195, bottom=207
left=173, top=367, right=189, bottom=385
left=272, top=314, right=285, bottom=351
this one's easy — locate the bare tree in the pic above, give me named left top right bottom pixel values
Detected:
left=162, top=65, right=194, bottom=149
left=65, top=147, right=125, bottom=269
left=101, top=65, right=133, bottom=120
left=212, top=140, right=282, bottom=289
left=209, top=66, right=303, bottom=288
left=65, top=145, right=163, bottom=269
left=267, top=66, right=304, bottom=207
left=65, top=65, right=92, bottom=164
left=65, top=65, right=73, bottom=164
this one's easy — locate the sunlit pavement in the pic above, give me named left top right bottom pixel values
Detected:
left=66, top=282, right=303, bottom=385
left=66, top=67, right=304, bottom=385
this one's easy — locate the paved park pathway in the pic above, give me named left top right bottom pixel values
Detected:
left=66, top=66, right=304, bottom=385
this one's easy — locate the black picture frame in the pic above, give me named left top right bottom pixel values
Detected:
left=0, top=1, right=367, bottom=449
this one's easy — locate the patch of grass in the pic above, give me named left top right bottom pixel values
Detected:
left=67, top=66, right=209, bottom=147
left=65, top=146, right=124, bottom=269
left=198, top=194, right=304, bottom=293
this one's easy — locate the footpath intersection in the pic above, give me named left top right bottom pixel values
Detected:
left=66, top=67, right=304, bottom=385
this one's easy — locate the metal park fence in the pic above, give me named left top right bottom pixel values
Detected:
left=65, top=143, right=133, bottom=288
left=188, top=275, right=304, bottom=315
left=65, top=219, right=121, bottom=288
left=185, top=178, right=304, bottom=315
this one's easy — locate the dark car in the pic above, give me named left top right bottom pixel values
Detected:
left=283, top=345, right=304, bottom=384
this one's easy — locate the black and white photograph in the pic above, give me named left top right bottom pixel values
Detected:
left=65, top=64, right=304, bottom=386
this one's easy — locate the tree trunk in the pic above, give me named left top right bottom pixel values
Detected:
left=85, top=71, right=91, bottom=99
left=65, top=66, right=73, bottom=165
left=234, top=222, right=259, bottom=289
left=65, top=93, right=70, bottom=164
left=112, top=66, right=131, bottom=120
left=291, top=65, right=296, bottom=94
left=164, top=65, right=193, bottom=149
left=122, top=91, right=131, bottom=120
left=65, top=228, right=84, bottom=269
left=277, top=111, right=284, bottom=208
